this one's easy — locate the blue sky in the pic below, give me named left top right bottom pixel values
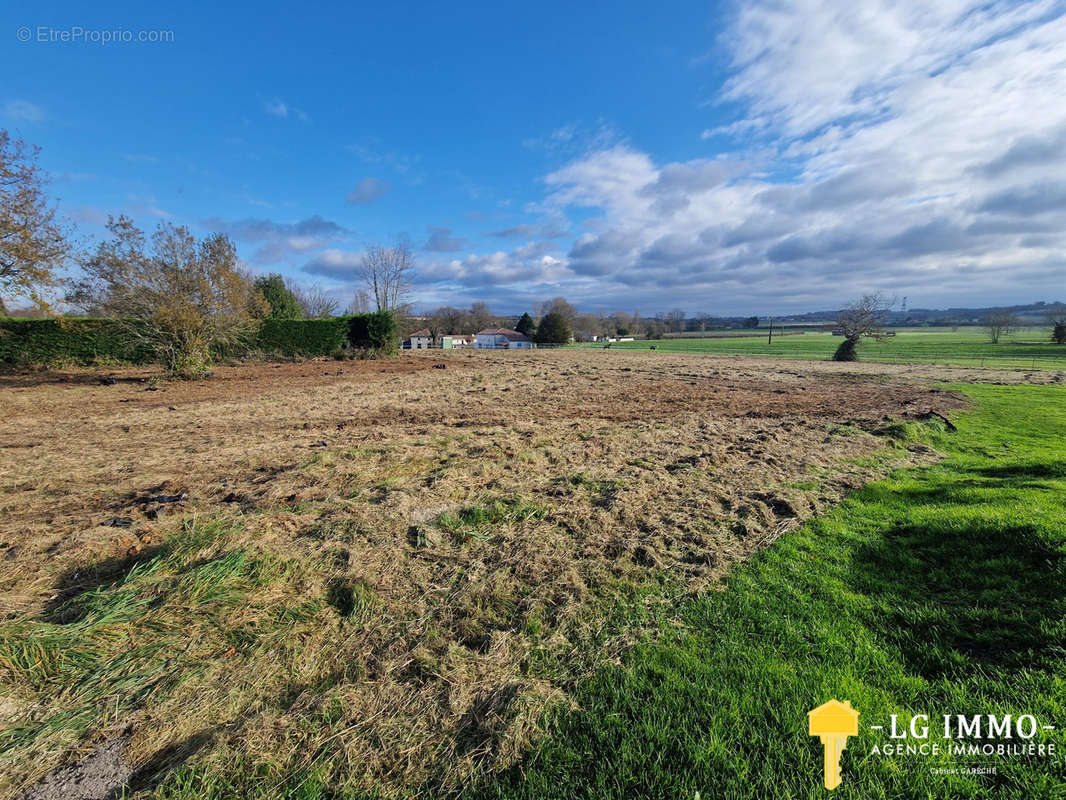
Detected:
left=4, top=1, right=1066, bottom=315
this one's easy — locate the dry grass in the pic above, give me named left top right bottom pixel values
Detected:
left=0, top=351, right=969, bottom=798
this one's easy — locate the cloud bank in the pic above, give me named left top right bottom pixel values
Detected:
left=417, top=0, right=1066, bottom=312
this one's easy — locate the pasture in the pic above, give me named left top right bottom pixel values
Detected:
left=580, top=327, right=1066, bottom=370
left=0, top=351, right=1061, bottom=799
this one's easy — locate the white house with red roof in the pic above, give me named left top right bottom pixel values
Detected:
left=475, top=327, right=533, bottom=349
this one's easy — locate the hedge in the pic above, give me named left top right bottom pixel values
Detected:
left=0, top=318, right=153, bottom=365
left=256, top=317, right=349, bottom=357
left=0, top=311, right=397, bottom=366
left=349, top=310, right=397, bottom=353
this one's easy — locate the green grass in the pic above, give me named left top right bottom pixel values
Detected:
left=0, top=519, right=321, bottom=787
left=577, top=328, right=1066, bottom=369
left=470, top=384, right=1066, bottom=799
left=435, top=496, right=547, bottom=543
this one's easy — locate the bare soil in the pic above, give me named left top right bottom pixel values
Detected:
left=0, top=351, right=969, bottom=798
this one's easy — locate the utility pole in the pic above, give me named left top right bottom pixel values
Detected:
left=767, top=316, right=774, bottom=345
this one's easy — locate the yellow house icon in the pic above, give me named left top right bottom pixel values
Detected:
left=808, top=700, right=859, bottom=790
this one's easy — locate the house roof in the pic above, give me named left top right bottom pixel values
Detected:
left=476, top=327, right=530, bottom=341
left=408, top=329, right=432, bottom=337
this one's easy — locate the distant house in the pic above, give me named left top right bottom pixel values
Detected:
left=441, top=334, right=475, bottom=349
left=405, top=329, right=434, bottom=349
left=475, top=327, right=533, bottom=349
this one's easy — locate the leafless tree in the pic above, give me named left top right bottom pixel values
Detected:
left=665, top=308, right=686, bottom=333
left=349, top=289, right=371, bottom=315
left=360, top=237, right=413, bottom=311
left=433, top=306, right=468, bottom=334
left=293, top=283, right=338, bottom=318
left=833, top=292, right=896, bottom=361
left=468, top=301, right=495, bottom=331
left=608, top=311, right=633, bottom=336
left=68, top=216, right=267, bottom=376
left=984, top=310, right=1019, bottom=344
left=538, top=297, right=577, bottom=324
left=837, top=292, right=895, bottom=340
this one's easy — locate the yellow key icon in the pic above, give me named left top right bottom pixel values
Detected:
left=808, top=700, right=859, bottom=790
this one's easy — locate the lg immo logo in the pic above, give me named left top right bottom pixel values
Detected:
left=808, top=700, right=1058, bottom=791
left=808, top=700, right=859, bottom=790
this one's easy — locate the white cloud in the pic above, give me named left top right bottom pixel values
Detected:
left=263, top=98, right=288, bottom=118
left=346, top=177, right=391, bottom=205
left=205, top=215, right=350, bottom=264
left=262, top=97, right=309, bottom=121
left=522, top=119, right=624, bottom=154
left=423, top=226, right=468, bottom=252
left=3, top=100, right=45, bottom=123
left=516, top=0, right=1066, bottom=311
left=303, top=248, right=366, bottom=281
left=257, top=2, right=1066, bottom=313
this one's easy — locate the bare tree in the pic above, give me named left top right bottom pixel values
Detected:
left=68, top=216, right=267, bottom=377
left=1, top=130, right=72, bottom=309
left=293, top=283, right=338, bottom=318
left=834, top=292, right=896, bottom=361
left=439, top=306, right=468, bottom=334
left=349, top=289, right=371, bottom=315
left=468, top=301, right=495, bottom=331
left=538, top=297, right=577, bottom=324
left=609, top=311, right=634, bottom=336
left=665, top=308, right=686, bottom=333
left=360, top=237, right=413, bottom=311
left=984, top=310, right=1019, bottom=344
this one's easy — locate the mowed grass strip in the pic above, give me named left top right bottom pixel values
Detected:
left=472, top=384, right=1066, bottom=800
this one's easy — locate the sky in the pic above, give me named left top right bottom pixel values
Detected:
left=3, top=0, right=1065, bottom=316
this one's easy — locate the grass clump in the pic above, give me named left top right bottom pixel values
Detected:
left=436, top=497, right=546, bottom=544
left=325, top=577, right=377, bottom=621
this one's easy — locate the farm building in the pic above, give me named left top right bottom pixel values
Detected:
left=475, top=328, right=533, bottom=349
left=441, top=334, right=475, bottom=349
left=405, top=329, right=434, bottom=349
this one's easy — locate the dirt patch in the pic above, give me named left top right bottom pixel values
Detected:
left=0, top=350, right=967, bottom=798
left=17, top=739, right=130, bottom=800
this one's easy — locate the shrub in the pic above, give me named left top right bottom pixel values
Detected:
left=833, top=337, right=859, bottom=362
left=254, top=274, right=303, bottom=319
left=68, top=218, right=267, bottom=377
left=1053, top=321, right=1066, bottom=345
